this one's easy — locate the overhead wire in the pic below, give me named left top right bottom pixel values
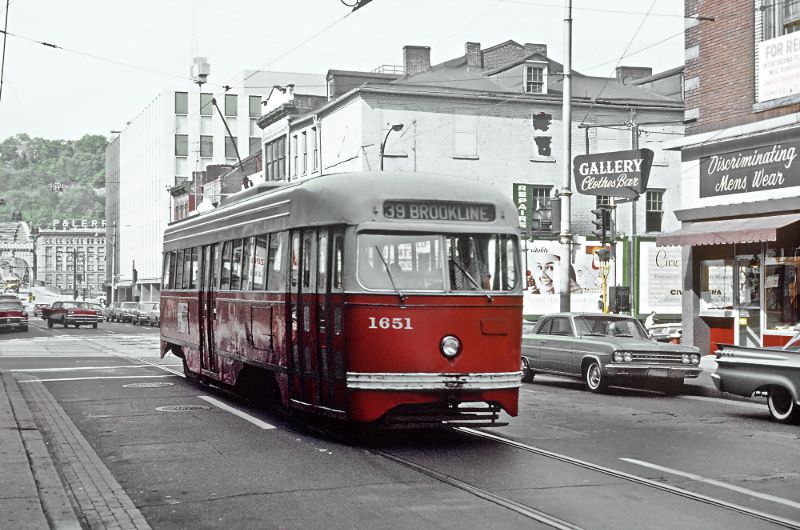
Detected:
left=0, top=0, right=9, bottom=104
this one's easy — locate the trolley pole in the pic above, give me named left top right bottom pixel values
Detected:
left=558, top=0, right=573, bottom=312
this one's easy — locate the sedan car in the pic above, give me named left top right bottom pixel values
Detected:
left=111, top=301, right=139, bottom=323
left=0, top=300, right=28, bottom=331
left=132, top=302, right=159, bottom=326
left=712, top=330, right=800, bottom=424
left=521, top=312, right=703, bottom=394
left=648, top=322, right=682, bottom=343
left=45, top=301, right=103, bottom=328
left=33, top=303, right=50, bottom=317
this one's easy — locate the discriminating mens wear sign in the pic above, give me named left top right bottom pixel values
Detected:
left=572, top=149, right=654, bottom=199
left=700, top=141, right=800, bottom=197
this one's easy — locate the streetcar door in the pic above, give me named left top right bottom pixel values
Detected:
left=200, top=244, right=218, bottom=374
left=288, top=230, right=318, bottom=405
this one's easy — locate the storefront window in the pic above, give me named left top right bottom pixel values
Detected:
left=765, top=253, right=800, bottom=331
left=737, top=255, right=761, bottom=308
left=700, top=260, right=734, bottom=310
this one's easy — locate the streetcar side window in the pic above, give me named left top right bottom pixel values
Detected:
left=302, top=233, right=314, bottom=288
left=317, top=230, right=328, bottom=292
left=220, top=241, right=232, bottom=290
left=230, top=239, right=243, bottom=290
left=189, top=247, right=199, bottom=289
left=162, top=252, right=172, bottom=289
left=267, top=232, right=286, bottom=290
left=252, top=235, right=268, bottom=290
left=290, top=233, right=300, bottom=288
left=241, top=237, right=254, bottom=291
left=332, top=232, right=344, bottom=290
left=212, top=242, right=222, bottom=289
left=169, top=250, right=178, bottom=289
left=175, top=249, right=185, bottom=289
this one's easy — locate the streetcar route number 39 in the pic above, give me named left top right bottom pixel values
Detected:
left=367, top=317, right=413, bottom=330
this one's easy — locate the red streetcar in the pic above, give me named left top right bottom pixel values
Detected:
left=160, top=172, right=523, bottom=427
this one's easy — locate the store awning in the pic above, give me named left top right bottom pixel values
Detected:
left=656, top=212, right=800, bottom=247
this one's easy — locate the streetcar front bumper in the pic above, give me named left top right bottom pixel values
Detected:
left=346, top=371, right=523, bottom=391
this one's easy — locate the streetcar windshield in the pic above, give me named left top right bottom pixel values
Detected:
left=358, top=232, right=518, bottom=292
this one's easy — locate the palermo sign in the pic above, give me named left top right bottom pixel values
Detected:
left=573, top=149, right=654, bottom=199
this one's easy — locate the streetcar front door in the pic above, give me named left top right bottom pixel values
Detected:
left=289, top=231, right=318, bottom=405
left=200, top=244, right=218, bottom=374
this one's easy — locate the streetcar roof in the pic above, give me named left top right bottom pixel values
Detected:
left=164, top=171, right=519, bottom=251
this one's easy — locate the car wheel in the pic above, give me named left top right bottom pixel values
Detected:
left=21, top=325, right=28, bottom=332
left=767, top=387, right=800, bottom=424
left=584, top=360, right=608, bottom=393
left=47, top=318, right=53, bottom=328
left=92, top=323, right=98, bottom=329
left=521, top=357, right=535, bottom=383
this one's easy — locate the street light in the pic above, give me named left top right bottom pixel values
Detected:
left=380, top=123, right=404, bottom=171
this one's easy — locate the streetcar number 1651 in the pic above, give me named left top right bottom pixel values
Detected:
left=367, top=317, right=413, bottom=330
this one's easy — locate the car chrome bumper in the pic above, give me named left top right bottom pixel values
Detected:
left=605, top=364, right=702, bottom=378
left=346, top=371, right=523, bottom=391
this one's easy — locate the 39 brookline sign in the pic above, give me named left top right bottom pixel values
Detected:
left=699, top=141, right=800, bottom=197
left=573, top=149, right=654, bottom=199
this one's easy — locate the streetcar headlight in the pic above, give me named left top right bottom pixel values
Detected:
left=681, top=354, right=690, bottom=364
left=440, top=335, right=461, bottom=359
left=613, top=352, right=623, bottom=363
left=690, top=354, right=700, bottom=365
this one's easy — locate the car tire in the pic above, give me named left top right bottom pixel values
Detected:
left=47, top=319, right=53, bottom=328
left=21, top=325, right=28, bottom=332
left=584, top=360, right=608, bottom=393
left=521, top=357, right=535, bottom=383
left=767, top=386, right=800, bottom=424
left=92, top=323, right=98, bottom=329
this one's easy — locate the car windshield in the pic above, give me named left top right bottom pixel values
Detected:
left=574, top=315, right=649, bottom=340
left=0, top=301, right=22, bottom=310
left=357, top=232, right=518, bottom=292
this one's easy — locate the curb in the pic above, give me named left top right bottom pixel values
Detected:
left=2, top=372, right=81, bottom=530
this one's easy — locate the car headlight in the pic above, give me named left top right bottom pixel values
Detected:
left=690, top=354, right=700, bottom=365
left=440, top=335, right=461, bottom=359
left=623, top=352, right=633, bottom=363
left=613, top=352, right=623, bottom=363
left=681, top=354, right=690, bottom=364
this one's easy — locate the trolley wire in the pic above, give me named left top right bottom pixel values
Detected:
left=0, top=0, right=10, bottom=104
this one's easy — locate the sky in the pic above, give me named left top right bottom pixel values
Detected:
left=0, top=0, right=686, bottom=141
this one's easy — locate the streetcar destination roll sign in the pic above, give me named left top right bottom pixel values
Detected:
left=573, top=148, right=654, bottom=199
left=383, top=200, right=496, bottom=221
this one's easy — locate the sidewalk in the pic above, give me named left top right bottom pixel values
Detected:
left=0, top=371, right=81, bottom=530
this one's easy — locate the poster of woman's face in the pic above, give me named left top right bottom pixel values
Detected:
left=534, top=254, right=558, bottom=294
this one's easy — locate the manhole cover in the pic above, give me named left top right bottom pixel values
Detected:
left=155, top=405, right=210, bottom=412
left=123, top=382, right=175, bottom=388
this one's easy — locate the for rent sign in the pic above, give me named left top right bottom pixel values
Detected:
left=699, top=141, right=800, bottom=197
left=573, top=149, right=654, bottom=199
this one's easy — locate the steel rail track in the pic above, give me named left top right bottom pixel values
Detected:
left=457, top=427, right=800, bottom=530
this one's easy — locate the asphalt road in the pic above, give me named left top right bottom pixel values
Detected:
left=1, top=328, right=798, bottom=529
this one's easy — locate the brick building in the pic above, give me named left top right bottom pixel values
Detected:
left=659, top=0, right=800, bottom=352
left=259, top=40, right=685, bottom=316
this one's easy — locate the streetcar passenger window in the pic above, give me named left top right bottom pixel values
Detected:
left=252, top=235, right=268, bottom=290
left=317, top=231, right=328, bottom=291
left=168, top=251, right=177, bottom=289
left=182, top=248, right=192, bottom=289
left=189, top=247, right=199, bottom=289
left=290, top=233, right=300, bottom=288
left=162, top=252, right=172, bottom=289
left=175, top=249, right=184, bottom=289
left=267, top=232, right=285, bottom=290
left=332, top=233, right=344, bottom=290
left=241, top=237, right=254, bottom=291
left=302, top=233, right=313, bottom=288
left=230, top=239, right=243, bottom=290
left=220, top=241, right=232, bottom=290
left=212, top=243, right=222, bottom=289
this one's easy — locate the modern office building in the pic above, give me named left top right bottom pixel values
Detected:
left=35, top=221, right=107, bottom=298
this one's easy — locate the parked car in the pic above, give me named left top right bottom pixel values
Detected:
left=45, top=301, right=103, bottom=328
left=111, top=301, right=139, bottom=323
left=521, top=312, right=703, bottom=394
left=648, top=322, right=683, bottom=343
left=712, top=329, right=800, bottom=424
left=33, top=303, right=50, bottom=317
left=133, top=302, right=159, bottom=326
left=0, top=300, right=28, bottom=331
left=104, top=302, right=119, bottom=322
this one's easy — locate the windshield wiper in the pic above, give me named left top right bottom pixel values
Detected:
left=374, top=246, right=405, bottom=305
left=582, top=333, right=608, bottom=337
left=450, top=258, right=493, bottom=303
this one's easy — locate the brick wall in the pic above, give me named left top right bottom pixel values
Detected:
left=685, top=0, right=800, bottom=135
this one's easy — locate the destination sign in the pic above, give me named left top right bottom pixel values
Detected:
left=383, top=201, right=496, bottom=222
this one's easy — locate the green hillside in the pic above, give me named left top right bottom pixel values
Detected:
left=0, top=134, right=107, bottom=229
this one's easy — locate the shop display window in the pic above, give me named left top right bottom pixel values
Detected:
left=765, top=253, right=800, bottom=331
left=736, top=255, right=761, bottom=308
left=700, top=259, right=734, bottom=310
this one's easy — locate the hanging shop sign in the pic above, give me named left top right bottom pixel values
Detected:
left=573, top=149, right=654, bottom=199
left=699, top=141, right=800, bottom=197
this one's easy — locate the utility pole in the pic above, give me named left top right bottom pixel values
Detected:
left=110, top=221, right=116, bottom=306
left=629, top=121, right=639, bottom=317
left=558, top=0, right=573, bottom=312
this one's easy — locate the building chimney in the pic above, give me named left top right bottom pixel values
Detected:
left=403, top=45, right=431, bottom=77
left=615, top=66, right=653, bottom=84
left=524, top=43, right=547, bottom=58
left=466, top=42, right=482, bottom=68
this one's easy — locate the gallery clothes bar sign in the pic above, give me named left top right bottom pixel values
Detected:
left=383, top=200, right=496, bottom=221
left=573, top=149, right=654, bottom=199
left=700, top=141, right=799, bottom=197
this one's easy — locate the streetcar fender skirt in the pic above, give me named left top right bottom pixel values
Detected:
left=348, top=388, right=519, bottom=423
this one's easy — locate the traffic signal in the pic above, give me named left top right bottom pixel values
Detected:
left=595, top=248, right=611, bottom=262
left=591, top=206, right=611, bottom=243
